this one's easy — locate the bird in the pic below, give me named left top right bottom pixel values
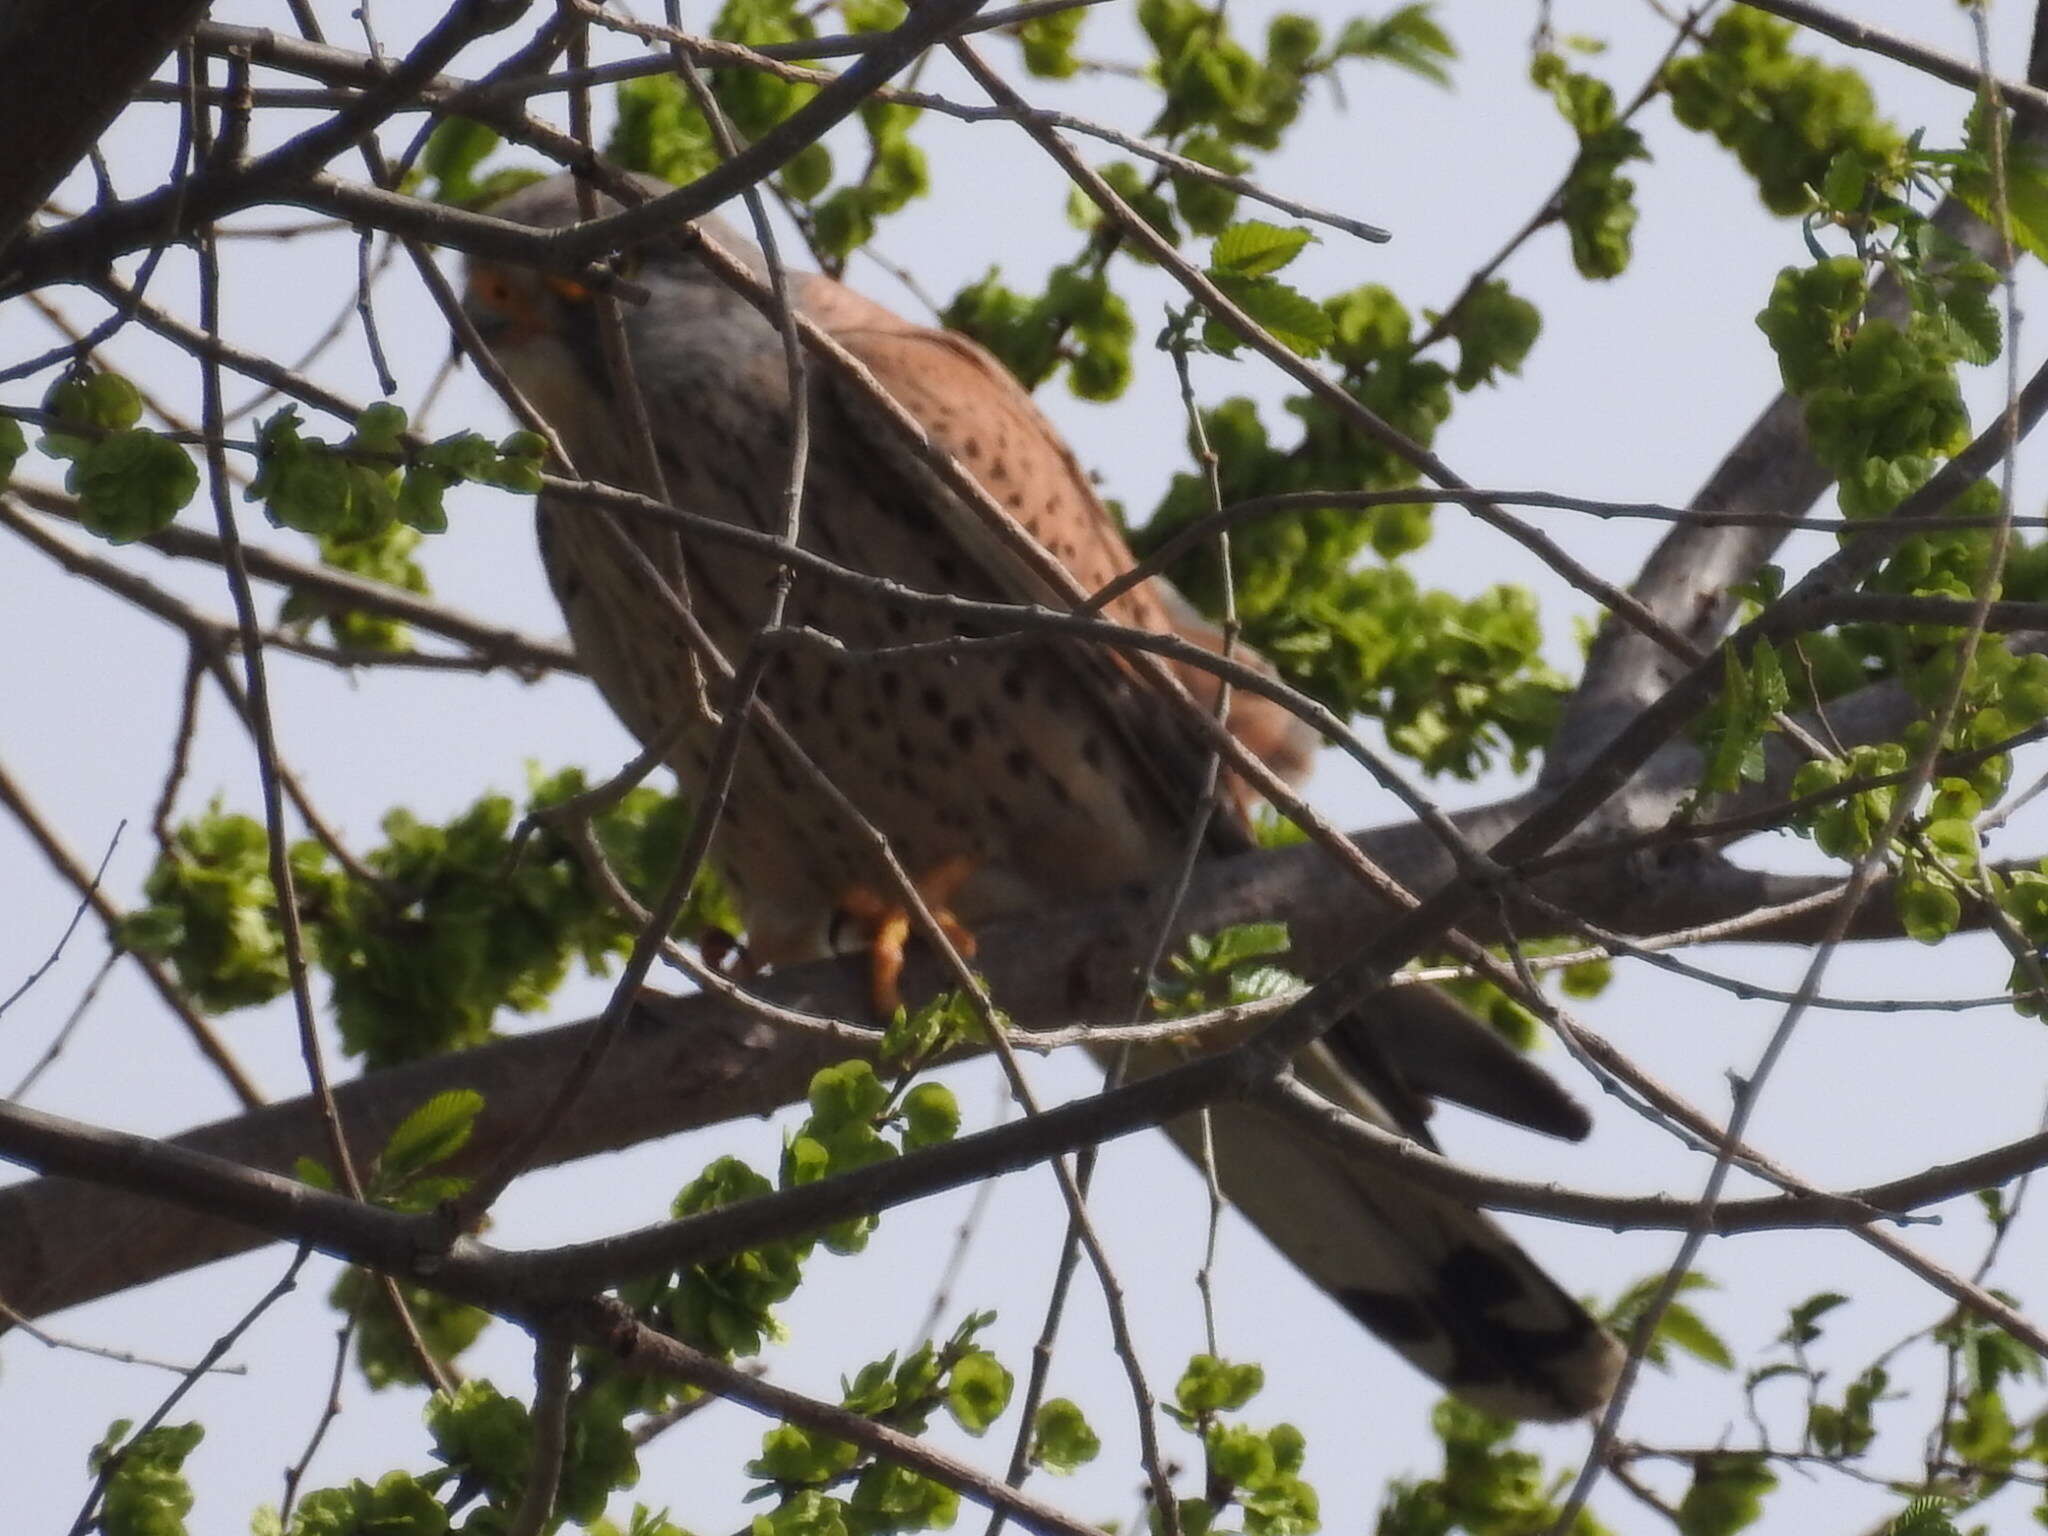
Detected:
left=462, top=170, right=1626, bottom=1422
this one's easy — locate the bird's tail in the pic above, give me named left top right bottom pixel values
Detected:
left=1164, top=1042, right=1626, bottom=1422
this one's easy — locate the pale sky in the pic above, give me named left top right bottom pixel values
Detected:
left=8, top=3, right=2048, bottom=1532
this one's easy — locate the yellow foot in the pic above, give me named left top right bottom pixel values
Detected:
left=838, top=855, right=980, bottom=1018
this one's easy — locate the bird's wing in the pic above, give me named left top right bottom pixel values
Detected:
left=799, top=276, right=1317, bottom=803
left=804, top=271, right=1622, bottom=1420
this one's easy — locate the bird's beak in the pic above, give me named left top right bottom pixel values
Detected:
left=462, top=263, right=546, bottom=348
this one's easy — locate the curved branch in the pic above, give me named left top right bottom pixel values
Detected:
left=0, top=766, right=2016, bottom=1324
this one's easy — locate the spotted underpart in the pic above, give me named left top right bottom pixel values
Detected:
left=464, top=172, right=1624, bottom=1423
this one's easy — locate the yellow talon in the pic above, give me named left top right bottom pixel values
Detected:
left=839, top=856, right=979, bottom=1018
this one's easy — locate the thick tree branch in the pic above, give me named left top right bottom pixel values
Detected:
left=0, top=766, right=2023, bottom=1323
left=0, top=0, right=210, bottom=249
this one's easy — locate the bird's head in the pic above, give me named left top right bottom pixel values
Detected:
left=460, top=171, right=660, bottom=352
left=459, top=171, right=764, bottom=438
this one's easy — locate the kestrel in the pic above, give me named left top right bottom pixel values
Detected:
left=465, top=171, right=1624, bottom=1421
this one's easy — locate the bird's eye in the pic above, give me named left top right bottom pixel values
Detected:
left=470, top=268, right=520, bottom=311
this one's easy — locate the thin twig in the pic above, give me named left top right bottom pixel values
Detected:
left=279, top=1316, right=356, bottom=1525
left=0, top=820, right=122, bottom=1022
left=575, top=1297, right=1106, bottom=1536
left=66, top=1248, right=310, bottom=1536
left=9, top=947, right=120, bottom=1099
left=0, top=754, right=262, bottom=1109
left=0, top=1294, right=248, bottom=1378
left=508, top=1329, right=574, bottom=1536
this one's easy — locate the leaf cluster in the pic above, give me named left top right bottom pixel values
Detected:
left=306, top=1092, right=495, bottom=1389
left=1530, top=52, right=1647, bottom=280
left=1664, top=8, right=1902, bottom=217
left=1162, top=1356, right=1319, bottom=1536
left=250, top=1375, right=646, bottom=1531
left=1374, top=1400, right=1604, bottom=1536
left=92, top=1420, right=204, bottom=1536
left=628, top=1053, right=963, bottom=1362
left=606, top=0, right=928, bottom=269
left=1136, top=266, right=1559, bottom=778
left=247, top=402, right=537, bottom=653
left=1149, top=921, right=1301, bottom=1019
left=1701, top=125, right=2048, bottom=967
left=743, top=1313, right=1011, bottom=1536
left=121, top=768, right=736, bottom=1069
left=35, top=367, right=198, bottom=542
left=944, top=258, right=1136, bottom=402
left=946, top=1, right=1450, bottom=401
left=1428, top=935, right=1613, bottom=1055
left=251, top=403, right=543, bottom=541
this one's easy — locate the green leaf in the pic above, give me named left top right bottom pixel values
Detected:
left=1029, top=1399, right=1101, bottom=1474
left=1170, top=131, right=1250, bottom=236
left=69, top=429, right=199, bottom=541
left=1331, top=5, right=1455, bottom=87
left=899, top=1082, right=959, bottom=1150
left=807, top=1060, right=891, bottom=1131
left=749, top=1423, right=859, bottom=1485
left=248, top=407, right=388, bottom=538
left=1808, top=1364, right=1886, bottom=1456
left=1603, top=1270, right=1724, bottom=1370
left=1559, top=956, right=1612, bottom=999
left=379, top=1089, right=484, bottom=1184
left=1697, top=642, right=1787, bottom=794
left=0, top=414, right=26, bottom=478
left=287, top=1473, right=449, bottom=1536
left=422, top=117, right=501, bottom=205
left=839, top=0, right=906, bottom=32
left=396, top=466, right=450, bottom=534
left=1666, top=9, right=1901, bottom=217
left=1655, top=1301, right=1735, bottom=1372
left=1952, top=126, right=2048, bottom=265
left=96, top=1421, right=205, bottom=1536
left=1881, top=1499, right=1961, bottom=1536
left=780, top=142, right=833, bottom=203
left=120, top=805, right=305, bottom=1012
left=1895, top=862, right=1961, bottom=942
left=839, top=1355, right=899, bottom=1418
left=609, top=74, right=719, bottom=186
left=1204, top=274, right=1333, bottom=357
left=1015, top=2, right=1085, bottom=77
left=847, top=1462, right=959, bottom=1533
left=1176, top=1354, right=1265, bottom=1416
left=336, top=1270, right=487, bottom=1389
left=752, top=1491, right=847, bottom=1536
left=41, top=368, right=197, bottom=538
left=668, top=1156, right=807, bottom=1358
left=1445, top=280, right=1542, bottom=390
left=47, top=369, right=144, bottom=436
left=945, top=1349, right=1013, bottom=1433
left=1675, top=1453, right=1776, bottom=1536
left=1210, top=220, right=1314, bottom=278
left=881, top=989, right=984, bottom=1066
left=426, top=1378, right=531, bottom=1494
left=1780, top=1290, right=1850, bottom=1347
left=1207, top=921, right=1292, bottom=969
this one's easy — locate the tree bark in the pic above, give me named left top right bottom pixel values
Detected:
left=0, top=0, right=211, bottom=251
